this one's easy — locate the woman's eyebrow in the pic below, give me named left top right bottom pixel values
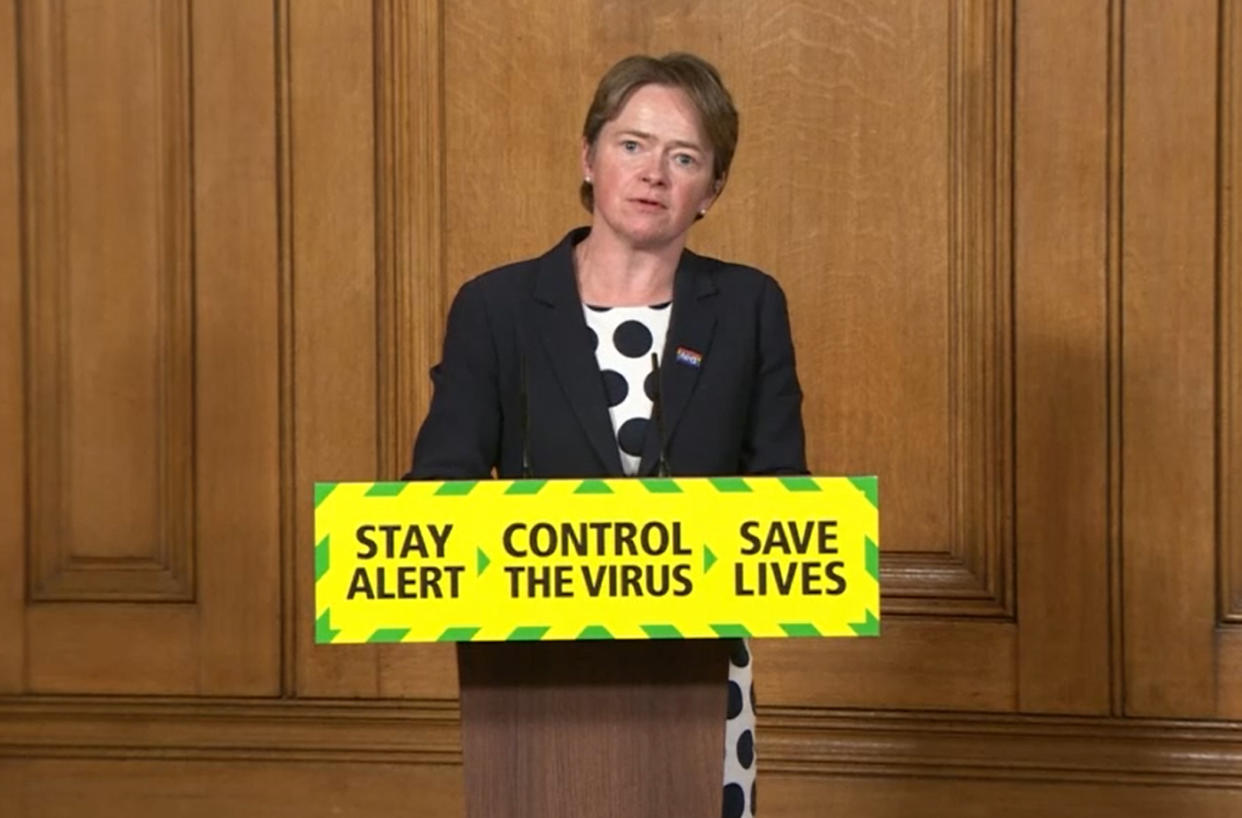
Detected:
left=615, top=129, right=704, bottom=152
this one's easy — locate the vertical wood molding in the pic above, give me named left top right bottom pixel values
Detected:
left=375, top=0, right=445, bottom=483
left=0, top=0, right=27, bottom=692
left=1121, top=0, right=1219, bottom=717
left=20, top=0, right=195, bottom=602
left=1107, top=0, right=1126, bottom=715
left=373, top=0, right=457, bottom=700
left=883, top=0, right=1014, bottom=618
left=275, top=0, right=296, bottom=696
left=1220, top=0, right=1242, bottom=625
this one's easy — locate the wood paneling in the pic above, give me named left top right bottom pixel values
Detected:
left=20, top=0, right=194, bottom=602
left=1122, top=0, right=1220, bottom=718
left=10, top=0, right=281, bottom=695
left=374, top=0, right=458, bottom=700
left=1013, top=0, right=1111, bottom=714
left=763, top=775, right=1242, bottom=818
left=0, top=0, right=25, bottom=694
left=5, top=0, right=1242, bottom=813
left=0, top=758, right=464, bottom=818
left=288, top=0, right=382, bottom=698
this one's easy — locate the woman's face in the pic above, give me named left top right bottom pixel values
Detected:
left=582, top=84, right=720, bottom=252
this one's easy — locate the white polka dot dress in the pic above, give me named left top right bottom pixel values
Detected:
left=584, top=303, right=758, bottom=818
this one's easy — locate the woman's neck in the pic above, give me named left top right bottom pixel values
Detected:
left=573, top=231, right=681, bottom=307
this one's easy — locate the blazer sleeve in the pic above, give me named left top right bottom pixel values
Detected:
left=403, top=279, right=501, bottom=479
left=740, top=275, right=808, bottom=475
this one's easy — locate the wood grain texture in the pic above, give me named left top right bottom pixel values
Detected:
left=1122, top=0, right=1219, bottom=718
left=763, top=775, right=1242, bottom=818
left=18, top=0, right=282, bottom=695
left=0, top=0, right=24, bottom=693
left=20, top=0, right=194, bottom=601
left=191, top=0, right=282, bottom=697
left=1013, top=0, right=1111, bottom=714
left=756, top=619, right=1016, bottom=712
left=1222, top=0, right=1242, bottom=638
left=374, top=0, right=458, bottom=700
left=0, top=758, right=464, bottom=818
left=289, top=0, right=382, bottom=698
left=458, top=641, right=729, bottom=818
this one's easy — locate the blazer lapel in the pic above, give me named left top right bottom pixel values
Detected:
left=639, top=250, right=717, bottom=475
left=532, top=234, right=626, bottom=476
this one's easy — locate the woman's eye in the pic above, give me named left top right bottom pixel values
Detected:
left=674, top=153, right=697, bottom=167
left=621, top=140, right=639, bottom=152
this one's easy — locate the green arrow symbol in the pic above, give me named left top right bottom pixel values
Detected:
left=477, top=547, right=491, bottom=576
left=703, top=545, right=717, bottom=573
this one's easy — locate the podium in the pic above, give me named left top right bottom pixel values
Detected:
left=457, top=638, right=732, bottom=818
left=312, top=476, right=880, bottom=816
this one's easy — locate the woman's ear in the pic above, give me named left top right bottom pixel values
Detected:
left=580, top=137, right=594, bottom=182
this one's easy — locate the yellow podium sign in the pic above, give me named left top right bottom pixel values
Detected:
left=313, top=476, right=878, bottom=643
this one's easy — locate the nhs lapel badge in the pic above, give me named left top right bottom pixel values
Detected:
left=675, top=346, right=702, bottom=368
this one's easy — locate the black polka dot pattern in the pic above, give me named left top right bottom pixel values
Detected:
left=601, top=370, right=628, bottom=407
left=737, top=730, right=754, bottom=768
left=723, top=639, right=757, bottom=817
left=614, top=320, right=653, bottom=358
left=726, top=681, right=743, bottom=720
left=582, top=303, right=671, bottom=475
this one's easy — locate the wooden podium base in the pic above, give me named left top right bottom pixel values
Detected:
left=457, top=639, right=732, bottom=818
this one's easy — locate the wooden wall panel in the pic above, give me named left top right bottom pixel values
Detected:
left=0, top=759, right=463, bottom=818
left=1013, top=0, right=1111, bottom=713
left=10, top=0, right=281, bottom=695
left=19, top=0, right=194, bottom=602
left=0, top=0, right=24, bottom=694
left=1122, top=0, right=1220, bottom=718
left=289, top=0, right=382, bottom=698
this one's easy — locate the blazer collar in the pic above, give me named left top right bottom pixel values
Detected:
left=532, top=228, right=719, bottom=479
left=532, top=229, right=626, bottom=476
left=638, top=248, right=718, bottom=476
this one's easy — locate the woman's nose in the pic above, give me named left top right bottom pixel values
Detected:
left=641, top=156, right=668, bottom=186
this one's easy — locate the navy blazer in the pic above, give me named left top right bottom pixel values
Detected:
left=405, top=228, right=806, bottom=480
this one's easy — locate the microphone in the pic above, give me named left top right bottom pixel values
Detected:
left=519, top=353, right=533, bottom=478
left=649, top=352, right=670, bottom=478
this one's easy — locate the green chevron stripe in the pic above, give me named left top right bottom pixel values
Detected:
left=314, top=482, right=337, bottom=508
left=703, top=545, right=717, bottom=573
left=508, top=626, right=550, bottom=641
left=505, top=480, right=547, bottom=495
left=780, top=622, right=822, bottom=637
left=709, top=477, right=751, bottom=492
left=315, top=610, right=340, bottom=643
left=849, top=609, right=880, bottom=637
left=710, top=623, right=751, bottom=638
left=574, top=479, right=613, bottom=494
left=640, top=624, right=682, bottom=639
left=865, top=536, right=880, bottom=581
left=314, top=535, right=330, bottom=582
left=438, top=626, right=481, bottom=642
left=364, top=481, right=407, bottom=497
left=641, top=478, right=682, bottom=493
left=849, top=475, right=879, bottom=507
left=476, top=547, right=491, bottom=576
left=578, top=625, right=614, bottom=640
left=435, top=481, right=477, bottom=496
left=779, top=476, right=821, bottom=492
left=367, top=627, right=411, bottom=643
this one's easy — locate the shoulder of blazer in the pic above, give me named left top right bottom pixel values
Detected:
left=680, top=246, right=781, bottom=305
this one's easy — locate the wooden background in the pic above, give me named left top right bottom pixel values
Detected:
left=2, top=0, right=1241, bottom=814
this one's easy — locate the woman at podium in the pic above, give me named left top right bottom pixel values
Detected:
left=406, top=52, right=806, bottom=818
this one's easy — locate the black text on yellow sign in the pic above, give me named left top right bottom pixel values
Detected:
left=313, top=476, right=879, bottom=643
